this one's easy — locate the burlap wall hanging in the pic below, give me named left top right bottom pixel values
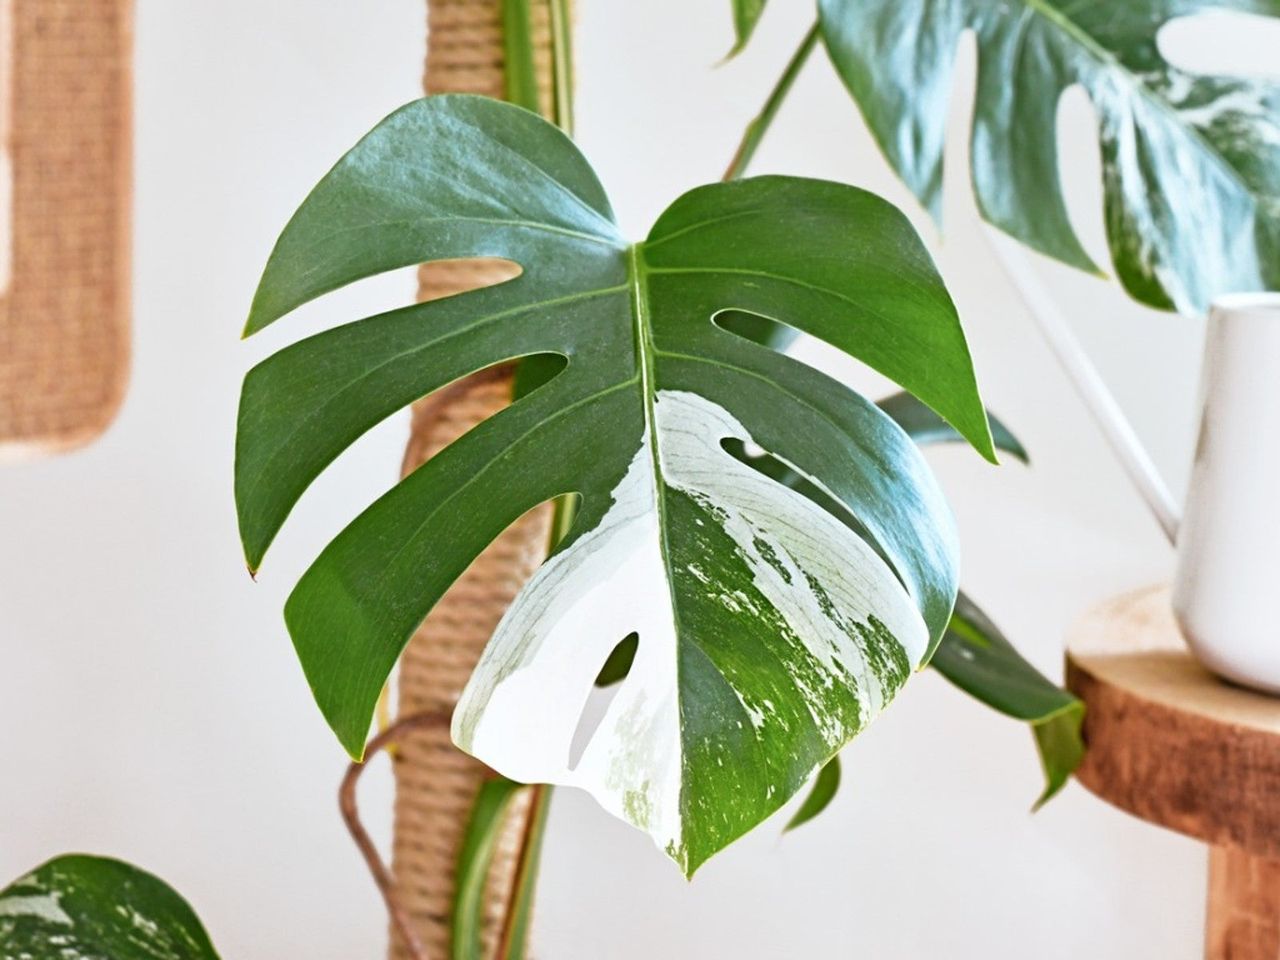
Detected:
left=0, top=1, right=133, bottom=458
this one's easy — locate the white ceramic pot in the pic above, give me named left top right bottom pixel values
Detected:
left=1173, top=293, right=1280, bottom=693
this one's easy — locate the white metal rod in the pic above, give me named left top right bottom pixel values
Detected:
left=984, top=228, right=1181, bottom=546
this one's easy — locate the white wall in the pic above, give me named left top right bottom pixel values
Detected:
left=3, top=1, right=1275, bottom=956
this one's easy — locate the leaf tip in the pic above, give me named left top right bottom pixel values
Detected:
left=975, top=427, right=999, bottom=465
left=244, top=269, right=291, bottom=338
left=241, top=540, right=265, bottom=580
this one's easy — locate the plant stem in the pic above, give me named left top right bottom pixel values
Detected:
left=494, top=784, right=552, bottom=960
left=500, top=0, right=542, bottom=114
left=548, top=0, right=575, bottom=135
left=722, top=20, right=820, bottom=182
left=341, top=712, right=453, bottom=960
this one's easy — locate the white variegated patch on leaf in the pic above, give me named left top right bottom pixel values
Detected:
left=455, top=390, right=928, bottom=871
left=238, top=95, right=993, bottom=872
left=0, top=855, right=220, bottom=959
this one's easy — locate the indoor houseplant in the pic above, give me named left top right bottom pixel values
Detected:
left=9, top=0, right=1277, bottom=954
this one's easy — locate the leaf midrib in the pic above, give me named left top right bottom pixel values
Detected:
left=652, top=344, right=929, bottom=623
left=1009, top=0, right=1254, bottom=200
left=628, top=245, right=684, bottom=727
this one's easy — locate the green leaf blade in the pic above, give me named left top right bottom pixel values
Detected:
left=931, top=592, right=1085, bottom=806
left=286, top=375, right=638, bottom=759
left=244, top=95, right=621, bottom=336
left=236, top=276, right=622, bottom=571
left=0, top=855, right=220, bottom=960
left=644, top=176, right=996, bottom=461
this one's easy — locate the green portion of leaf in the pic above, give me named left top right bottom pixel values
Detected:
left=1031, top=707, right=1087, bottom=810
left=932, top=592, right=1085, bottom=806
left=728, top=0, right=769, bottom=56
left=0, top=854, right=220, bottom=959
left=243, top=95, right=619, bottom=339
left=646, top=177, right=995, bottom=463
left=878, top=390, right=1027, bottom=464
left=784, top=755, right=842, bottom=832
left=454, top=778, right=527, bottom=960
left=240, top=95, right=990, bottom=874
left=818, top=0, right=1280, bottom=314
left=237, top=97, right=621, bottom=569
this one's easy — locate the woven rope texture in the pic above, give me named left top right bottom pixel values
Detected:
left=389, top=2, right=557, bottom=957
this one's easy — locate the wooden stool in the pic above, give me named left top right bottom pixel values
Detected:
left=1067, top=586, right=1280, bottom=960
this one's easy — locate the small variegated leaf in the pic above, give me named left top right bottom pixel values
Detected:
left=0, top=855, right=220, bottom=959
left=239, top=95, right=993, bottom=874
left=818, top=0, right=1280, bottom=314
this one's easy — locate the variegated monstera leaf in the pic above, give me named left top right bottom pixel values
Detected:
left=817, top=0, right=1280, bottom=314
left=0, top=855, right=221, bottom=959
left=238, top=94, right=994, bottom=874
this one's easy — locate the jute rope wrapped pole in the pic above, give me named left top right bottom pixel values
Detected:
left=0, top=0, right=132, bottom=458
left=389, top=2, right=556, bottom=957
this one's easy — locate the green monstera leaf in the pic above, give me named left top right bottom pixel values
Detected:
left=817, top=0, right=1280, bottom=314
left=238, top=94, right=994, bottom=874
left=0, top=855, right=220, bottom=959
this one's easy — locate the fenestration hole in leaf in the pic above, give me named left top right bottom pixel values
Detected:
left=424, top=255, right=523, bottom=290
left=1158, top=11, right=1280, bottom=78
left=713, top=308, right=798, bottom=353
left=570, top=632, right=640, bottom=770
left=594, top=632, right=638, bottom=687
left=511, top=351, right=568, bottom=399
left=719, top=437, right=906, bottom=588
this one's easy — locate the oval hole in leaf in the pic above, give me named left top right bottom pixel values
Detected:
left=513, top=352, right=569, bottom=399
left=570, top=633, right=640, bottom=770
left=1158, top=11, right=1280, bottom=79
left=714, top=309, right=798, bottom=352
left=594, top=631, right=638, bottom=687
